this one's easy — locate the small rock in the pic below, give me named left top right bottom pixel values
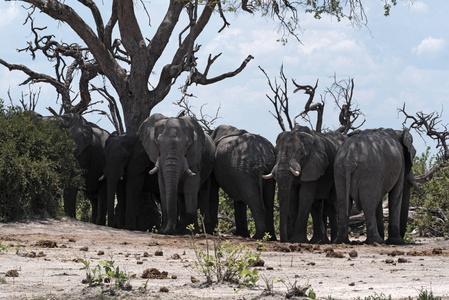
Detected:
left=80, top=246, right=88, bottom=252
left=349, top=282, right=355, bottom=286
left=143, top=252, right=150, bottom=257
left=324, top=247, right=334, bottom=253
left=349, top=250, right=358, bottom=258
left=191, top=276, right=200, bottom=283
left=389, top=250, right=405, bottom=256
left=137, top=261, right=143, bottom=265
left=155, top=250, right=163, bottom=256
left=326, top=251, right=344, bottom=258
left=385, top=258, right=394, bottom=264
left=170, top=253, right=181, bottom=260
left=398, top=257, right=408, bottom=263
left=306, top=262, right=316, bottom=266
left=35, top=240, right=57, bottom=248
left=252, top=259, right=265, bottom=267
left=159, top=287, right=169, bottom=293
left=432, top=248, right=443, bottom=255
left=142, top=268, right=168, bottom=279
left=26, top=251, right=37, bottom=258
left=36, top=251, right=46, bottom=257
left=6, top=270, right=19, bottom=277
left=266, top=267, right=274, bottom=270
left=68, top=238, right=76, bottom=243
left=97, top=251, right=104, bottom=256
left=171, top=275, right=177, bottom=279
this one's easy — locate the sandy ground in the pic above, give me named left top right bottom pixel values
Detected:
left=0, top=218, right=449, bottom=300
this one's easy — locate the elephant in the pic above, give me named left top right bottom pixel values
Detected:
left=101, top=133, right=160, bottom=230
left=34, top=113, right=109, bottom=222
left=333, top=128, right=416, bottom=245
left=138, top=113, right=216, bottom=235
left=263, top=125, right=345, bottom=243
left=210, top=125, right=276, bottom=240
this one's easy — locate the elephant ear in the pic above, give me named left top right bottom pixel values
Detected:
left=398, top=129, right=416, bottom=175
left=138, top=113, right=168, bottom=163
left=183, top=116, right=205, bottom=168
left=62, top=114, right=92, bottom=157
left=300, top=133, right=329, bottom=182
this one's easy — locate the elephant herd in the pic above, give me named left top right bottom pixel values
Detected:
left=34, top=112, right=416, bottom=245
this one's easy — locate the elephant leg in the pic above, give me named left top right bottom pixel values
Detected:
left=63, top=187, right=78, bottom=219
left=125, top=174, right=145, bottom=230
left=359, top=188, right=385, bottom=244
left=234, top=200, right=249, bottom=238
left=116, top=179, right=126, bottom=228
left=290, top=183, right=316, bottom=243
left=183, top=176, right=200, bottom=234
left=207, top=177, right=220, bottom=234
left=386, top=179, right=405, bottom=245
left=334, top=171, right=351, bottom=244
left=87, top=193, right=98, bottom=224
left=323, top=190, right=338, bottom=242
left=310, top=199, right=327, bottom=244
left=262, top=178, right=276, bottom=241
left=198, top=178, right=214, bottom=234
left=400, top=175, right=412, bottom=239
left=287, top=185, right=299, bottom=241
left=376, top=202, right=385, bottom=240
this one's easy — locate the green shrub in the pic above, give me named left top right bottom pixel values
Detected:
left=0, top=101, right=82, bottom=221
left=410, top=147, right=449, bottom=237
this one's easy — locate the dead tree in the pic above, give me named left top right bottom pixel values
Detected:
left=324, top=75, right=365, bottom=135
left=292, top=78, right=323, bottom=132
left=259, top=65, right=294, bottom=131
left=400, top=104, right=449, bottom=183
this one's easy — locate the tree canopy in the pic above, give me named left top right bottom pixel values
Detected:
left=1, top=0, right=398, bottom=133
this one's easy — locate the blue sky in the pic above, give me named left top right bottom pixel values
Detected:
left=0, top=1, right=448, bottom=156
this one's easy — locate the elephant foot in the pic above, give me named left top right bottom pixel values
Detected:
left=289, top=235, right=308, bottom=244
left=234, top=229, right=250, bottom=238
left=333, top=236, right=350, bottom=244
left=310, top=234, right=330, bottom=244
left=386, top=236, right=405, bottom=245
left=365, top=236, right=385, bottom=245
left=158, top=227, right=177, bottom=235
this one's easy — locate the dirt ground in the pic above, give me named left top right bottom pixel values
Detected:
left=0, top=218, right=449, bottom=300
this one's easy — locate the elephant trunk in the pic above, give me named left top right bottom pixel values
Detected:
left=276, top=174, right=293, bottom=243
left=160, top=156, right=183, bottom=235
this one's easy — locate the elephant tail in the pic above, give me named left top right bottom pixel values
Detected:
left=258, top=172, right=266, bottom=212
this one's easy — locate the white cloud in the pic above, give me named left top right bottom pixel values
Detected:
left=412, top=37, right=445, bottom=55
left=0, top=3, right=20, bottom=28
left=408, top=1, right=429, bottom=13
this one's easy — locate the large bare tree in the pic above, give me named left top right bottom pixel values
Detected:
left=1, top=0, right=395, bottom=133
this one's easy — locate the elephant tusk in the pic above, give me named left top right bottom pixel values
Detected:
left=183, top=157, right=196, bottom=176
left=99, top=174, right=105, bottom=181
left=186, top=168, right=197, bottom=177
left=262, top=173, right=274, bottom=179
left=149, top=158, right=160, bottom=174
left=149, top=166, right=158, bottom=174
left=120, top=176, right=124, bottom=180
left=289, top=167, right=300, bottom=176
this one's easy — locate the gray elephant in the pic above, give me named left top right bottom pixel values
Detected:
left=101, top=133, right=160, bottom=230
left=333, top=128, right=416, bottom=245
left=138, top=113, right=215, bottom=235
left=264, top=125, right=345, bottom=243
left=210, top=125, right=276, bottom=240
left=35, top=113, right=109, bottom=222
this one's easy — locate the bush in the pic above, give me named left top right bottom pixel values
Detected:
left=0, top=101, right=82, bottom=221
left=410, top=147, right=449, bottom=237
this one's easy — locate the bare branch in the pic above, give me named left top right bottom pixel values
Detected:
left=325, top=75, right=365, bottom=135
left=400, top=103, right=449, bottom=161
left=292, top=78, right=323, bottom=132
